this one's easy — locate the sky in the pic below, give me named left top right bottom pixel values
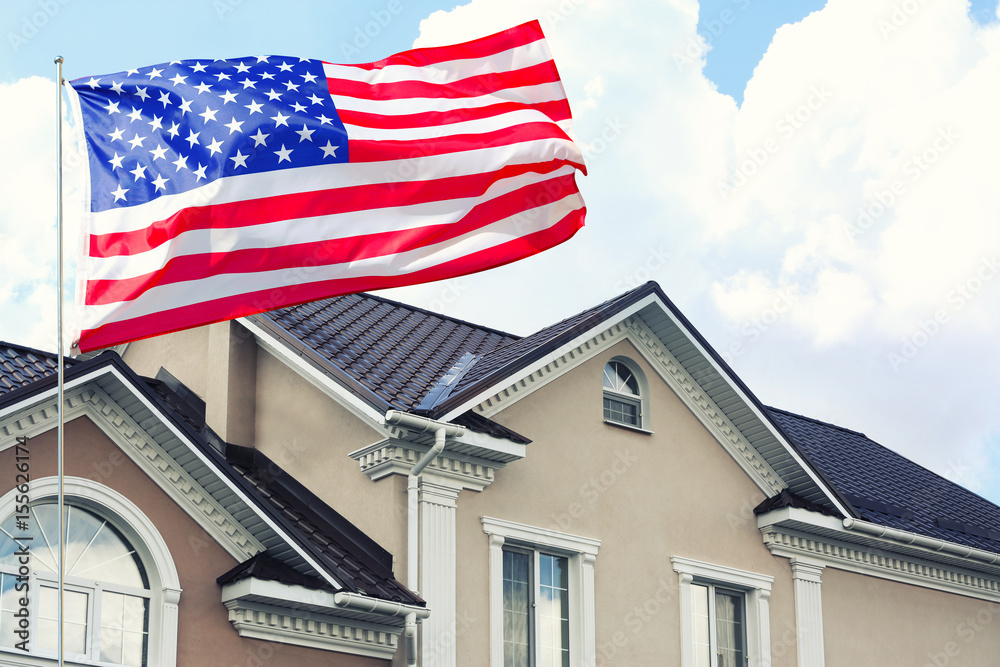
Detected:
left=2, top=0, right=1000, bottom=507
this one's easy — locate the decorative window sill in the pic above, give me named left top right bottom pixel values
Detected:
left=603, top=420, right=653, bottom=435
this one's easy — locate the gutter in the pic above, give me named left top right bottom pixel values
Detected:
left=843, top=517, right=1000, bottom=566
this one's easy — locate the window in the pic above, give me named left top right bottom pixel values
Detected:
left=671, top=557, right=773, bottom=667
left=0, top=477, right=181, bottom=667
left=602, top=359, right=646, bottom=428
left=483, top=517, right=600, bottom=667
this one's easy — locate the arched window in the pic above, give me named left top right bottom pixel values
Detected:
left=603, top=359, right=646, bottom=428
left=0, top=478, right=180, bottom=666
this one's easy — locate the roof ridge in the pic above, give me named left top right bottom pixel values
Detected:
left=0, top=340, right=79, bottom=364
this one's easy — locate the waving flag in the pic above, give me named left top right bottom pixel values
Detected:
left=69, top=21, right=586, bottom=352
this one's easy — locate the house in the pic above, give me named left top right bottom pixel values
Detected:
left=1, top=280, right=999, bottom=666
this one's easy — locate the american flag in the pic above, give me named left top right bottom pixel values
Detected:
left=70, top=21, right=586, bottom=352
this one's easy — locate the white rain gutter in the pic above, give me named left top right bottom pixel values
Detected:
left=843, top=517, right=1000, bottom=565
left=384, top=410, right=465, bottom=666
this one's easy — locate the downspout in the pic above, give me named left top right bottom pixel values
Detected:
left=384, top=410, right=465, bottom=666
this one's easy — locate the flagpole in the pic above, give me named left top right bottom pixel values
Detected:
left=54, top=55, right=65, bottom=667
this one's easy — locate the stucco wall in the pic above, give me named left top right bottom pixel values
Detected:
left=122, top=325, right=211, bottom=400
left=822, top=566, right=1000, bottom=666
left=455, top=339, right=799, bottom=666
left=0, top=417, right=386, bottom=666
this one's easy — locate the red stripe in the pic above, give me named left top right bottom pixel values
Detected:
left=85, top=174, right=580, bottom=305
left=337, top=99, right=571, bottom=130
left=327, top=60, right=560, bottom=102
left=90, top=159, right=575, bottom=257
left=348, top=122, right=574, bottom=164
left=76, top=205, right=584, bottom=353
left=338, top=21, right=545, bottom=71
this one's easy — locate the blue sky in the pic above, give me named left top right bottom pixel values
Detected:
left=2, top=0, right=1000, bottom=508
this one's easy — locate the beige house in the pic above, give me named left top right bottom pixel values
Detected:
left=2, top=281, right=999, bottom=665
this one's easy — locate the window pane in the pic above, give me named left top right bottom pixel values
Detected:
left=38, top=586, right=88, bottom=654
left=539, top=554, right=569, bottom=667
left=123, top=629, right=147, bottom=667
left=503, top=550, right=530, bottom=667
left=71, top=521, right=146, bottom=589
left=101, top=627, right=124, bottom=664
left=715, top=590, right=745, bottom=667
left=691, top=584, right=711, bottom=667
left=603, top=362, right=639, bottom=395
left=604, top=397, right=638, bottom=425
left=0, top=574, right=18, bottom=648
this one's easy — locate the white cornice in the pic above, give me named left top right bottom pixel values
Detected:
left=351, top=439, right=500, bottom=492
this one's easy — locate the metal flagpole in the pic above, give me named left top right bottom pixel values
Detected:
left=54, top=55, right=65, bottom=667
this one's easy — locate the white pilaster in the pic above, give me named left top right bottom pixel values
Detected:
left=791, top=558, right=825, bottom=667
left=420, top=477, right=460, bottom=667
left=487, top=533, right=506, bottom=667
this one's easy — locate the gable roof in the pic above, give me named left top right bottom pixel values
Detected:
left=768, top=407, right=1000, bottom=555
left=0, top=344, right=421, bottom=606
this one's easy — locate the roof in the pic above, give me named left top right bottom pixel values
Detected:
left=0, top=342, right=76, bottom=397
left=0, top=344, right=420, bottom=605
left=768, top=407, right=1000, bottom=554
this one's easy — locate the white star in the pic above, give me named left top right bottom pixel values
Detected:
left=191, top=61, right=207, bottom=72
left=158, top=91, right=172, bottom=106
left=127, top=107, right=142, bottom=122
left=128, top=133, right=146, bottom=149
left=105, top=100, right=121, bottom=115
left=130, top=163, right=147, bottom=180
left=150, top=145, right=168, bottom=160
left=126, top=68, right=139, bottom=76
left=108, top=152, right=125, bottom=169
left=277, top=62, right=293, bottom=72
left=230, top=150, right=249, bottom=169
left=245, top=100, right=263, bottom=115
left=240, top=78, right=257, bottom=89
left=194, top=81, right=213, bottom=94
left=295, top=124, right=315, bottom=142
left=214, top=71, right=231, bottom=81
left=256, top=55, right=269, bottom=63
left=316, top=114, right=333, bottom=125
left=271, top=111, right=290, bottom=127
left=170, top=73, right=187, bottom=86
left=185, top=130, right=201, bottom=147
left=283, top=80, right=300, bottom=92
left=152, top=173, right=169, bottom=192
left=148, top=115, right=163, bottom=131
left=172, top=153, right=189, bottom=171
left=218, top=90, right=238, bottom=105
left=111, top=185, right=128, bottom=202
left=206, top=137, right=224, bottom=156
left=146, top=67, right=163, bottom=79
left=86, top=77, right=100, bottom=89
left=193, top=163, right=208, bottom=181
left=225, top=117, right=244, bottom=134
left=166, top=122, right=180, bottom=138
left=107, top=127, right=125, bottom=142
left=199, top=106, right=218, bottom=123
left=234, top=62, right=251, bottom=74
left=319, top=141, right=339, bottom=158
left=250, top=128, right=269, bottom=146
left=260, top=71, right=275, bottom=80
left=301, top=72, right=318, bottom=84
left=307, top=93, right=324, bottom=105
left=179, top=98, right=193, bottom=114
left=274, top=144, right=293, bottom=163
left=291, top=101, right=307, bottom=114
left=135, top=86, right=150, bottom=101
left=110, top=81, right=124, bottom=94
left=264, top=89, right=282, bottom=101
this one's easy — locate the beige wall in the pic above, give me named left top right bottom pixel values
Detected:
left=3, top=417, right=384, bottom=666
left=123, top=326, right=211, bottom=399
left=456, top=339, right=799, bottom=666
left=822, top=566, right=1000, bottom=667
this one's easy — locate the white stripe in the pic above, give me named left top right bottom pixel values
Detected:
left=331, top=82, right=567, bottom=117
left=88, top=138, right=583, bottom=235
left=79, top=193, right=583, bottom=330
left=322, top=40, right=550, bottom=87
left=342, top=108, right=559, bottom=142
left=87, top=166, right=578, bottom=282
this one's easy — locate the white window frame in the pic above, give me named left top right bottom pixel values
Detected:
left=482, top=517, right=600, bottom=667
left=602, top=356, right=650, bottom=431
left=0, top=477, right=181, bottom=667
left=671, top=556, right=773, bottom=667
